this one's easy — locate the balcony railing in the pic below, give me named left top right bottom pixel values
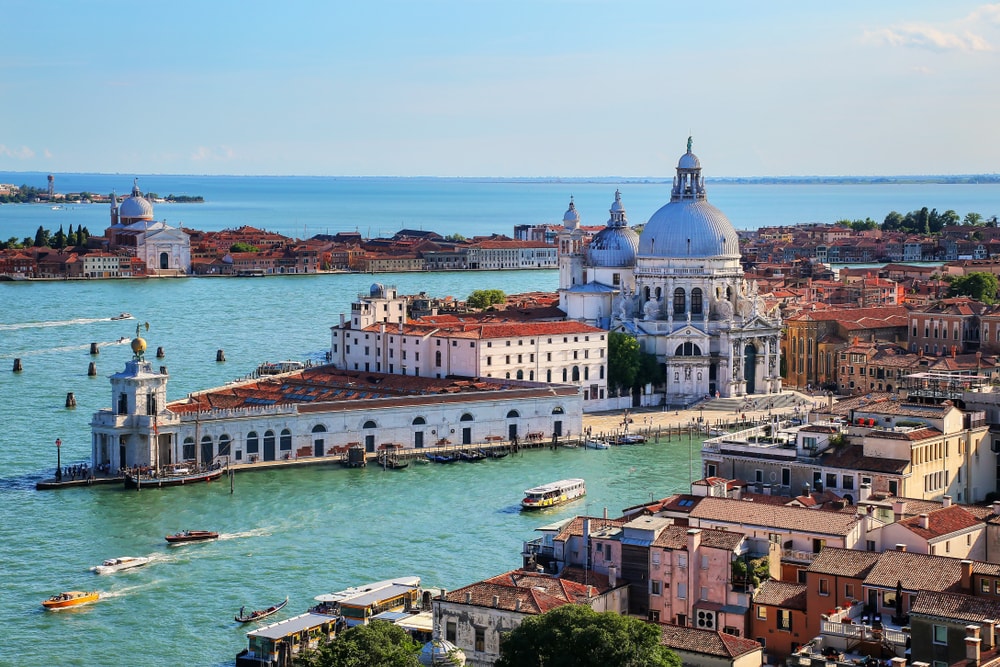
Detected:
left=820, top=621, right=907, bottom=646
left=782, top=549, right=819, bottom=563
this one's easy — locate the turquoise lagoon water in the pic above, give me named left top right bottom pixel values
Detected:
left=1, top=176, right=997, bottom=665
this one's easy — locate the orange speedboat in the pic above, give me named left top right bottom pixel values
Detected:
left=42, top=591, right=100, bottom=610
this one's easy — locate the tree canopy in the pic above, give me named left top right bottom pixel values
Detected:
left=946, top=272, right=999, bottom=304
left=467, top=289, right=506, bottom=309
left=608, top=331, right=660, bottom=395
left=496, top=604, right=680, bottom=667
left=294, top=621, right=421, bottom=667
left=230, top=241, right=260, bottom=253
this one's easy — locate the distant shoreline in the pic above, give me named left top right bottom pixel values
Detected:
left=1, top=171, right=998, bottom=186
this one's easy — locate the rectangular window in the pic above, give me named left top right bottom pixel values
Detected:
left=932, top=625, right=947, bottom=645
left=778, top=609, right=792, bottom=631
left=982, top=579, right=991, bottom=594
left=819, top=578, right=830, bottom=596
left=475, top=627, right=484, bottom=652
left=701, top=555, right=709, bottom=570
left=677, top=583, right=687, bottom=599
left=651, top=580, right=661, bottom=595
left=446, top=621, right=457, bottom=643
left=678, top=554, right=687, bottom=568
left=845, top=584, right=855, bottom=599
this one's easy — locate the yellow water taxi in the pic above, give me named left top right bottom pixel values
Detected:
left=42, top=591, right=100, bottom=610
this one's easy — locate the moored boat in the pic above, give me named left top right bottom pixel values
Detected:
left=165, top=530, right=219, bottom=544
left=520, top=478, right=586, bottom=510
left=42, top=591, right=100, bottom=610
left=124, top=465, right=225, bottom=489
left=459, top=450, right=486, bottom=462
left=584, top=438, right=609, bottom=449
left=90, top=556, right=151, bottom=574
left=235, top=596, right=289, bottom=623
left=425, top=454, right=457, bottom=464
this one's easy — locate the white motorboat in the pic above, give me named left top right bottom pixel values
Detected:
left=584, top=438, right=609, bottom=449
left=90, top=556, right=151, bottom=574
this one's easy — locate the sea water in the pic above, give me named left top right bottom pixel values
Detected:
left=1, top=177, right=997, bottom=665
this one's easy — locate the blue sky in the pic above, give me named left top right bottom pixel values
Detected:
left=2, top=1, right=998, bottom=177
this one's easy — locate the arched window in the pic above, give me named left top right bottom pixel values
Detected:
left=562, top=368, right=568, bottom=382
left=546, top=369, right=552, bottom=382
left=218, top=434, right=231, bottom=457
left=246, top=431, right=259, bottom=454
left=201, top=435, right=213, bottom=464
left=529, top=371, right=534, bottom=381
left=552, top=407, right=564, bottom=415
left=584, top=367, right=589, bottom=380
left=516, top=369, right=524, bottom=379
left=363, top=420, right=377, bottom=429
left=506, top=410, right=520, bottom=418
left=691, top=288, right=703, bottom=314
left=412, top=417, right=426, bottom=425
left=460, top=413, right=474, bottom=422
left=673, top=287, right=686, bottom=314
left=279, top=428, right=292, bottom=451
left=183, top=437, right=196, bottom=460
left=655, top=287, right=662, bottom=300
left=263, top=430, right=275, bottom=454
left=572, top=366, right=580, bottom=381
left=675, top=342, right=702, bottom=356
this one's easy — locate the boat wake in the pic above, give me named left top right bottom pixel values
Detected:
left=0, top=317, right=108, bottom=331
left=0, top=339, right=131, bottom=359
left=100, top=582, right=159, bottom=599
left=219, top=528, right=271, bottom=541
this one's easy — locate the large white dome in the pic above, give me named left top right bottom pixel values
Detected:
left=637, top=139, right=739, bottom=259
left=118, top=179, right=154, bottom=221
left=587, top=190, right=639, bottom=267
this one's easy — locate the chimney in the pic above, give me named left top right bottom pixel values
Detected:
left=919, top=513, right=929, bottom=530
left=399, top=321, right=404, bottom=333
left=943, top=495, right=952, bottom=508
left=962, top=560, right=974, bottom=591
left=515, top=599, right=522, bottom=612
left=603, top=507, right=608, bottom=521
left=982, top=620, right=996, bottom=649
left=688, top=528, right=703, bottom=555
left=967, top=625, right=982, bottom=666
left=465, top=591, right=472, bottom=604
left=440, top=589, right=447, bottom=599
left=895, top=544, right=907, bottom=552
left=492, top=595, right=500, bottom=608
left=892, top=500, right=907, bottom=521
left=859, top=483, right=871, bottom=503
left=583, top=518, right=591, bottom=568
left=992, top=501, right=1000, bottom=516
left=609, top=565, right=617, bottom=588
left=340, top=313, right=345, bottom=326
left=890, top=658, right=906, bottom=667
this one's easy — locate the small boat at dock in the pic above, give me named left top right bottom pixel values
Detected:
left=124, top=464, right=225, bottom=489
left=90, top=556, right=151, bottom=575
left=521, top=478, right=586, bottom=510
left=235, top=596, right=288, bottom=623
left=42, top=591, right=100, bottom=610
left=165, top=530, right=219, bottom=544
left=425, top=454, right=457, bottom=464
left=459, top=450, right=486, bottom=462
left=584, top=438, right=609, bottom=449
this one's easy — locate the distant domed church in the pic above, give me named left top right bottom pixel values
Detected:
left=105, top=179, right=191, bottom=275
left=559, top=139, right=782, bottom=403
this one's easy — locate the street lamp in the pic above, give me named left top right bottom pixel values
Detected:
left=55, top=438, right=62, bottom=481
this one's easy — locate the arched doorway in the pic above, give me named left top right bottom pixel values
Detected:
left=159, top=252, right=169, bottom=270
left=263, top=430, right=276, bottom=461
left=460, top=413, right=474, bottom=445
left=201, top=435, right=213, bottom=465
left=506, top=410, right=519, bottom=441
left=412, top=417, right=426, bottom=448
left=744, top=344, right=757, bottom=394
left=312, top=424, right=326, bottom=457
left=363, top=420, right=377, bottom=452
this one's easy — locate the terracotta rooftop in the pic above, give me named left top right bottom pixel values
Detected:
left=806, top=547, right=880, bottom=579
left=442, top=567, right=610, bottom=616
left=167, top=365, right=570, bottom=414
left=910, top=589, right=1000, bottom=624
left=864, top=549, right=975, bottom=593
left=659, top=624, right=762, bottom=658
left=754, top=580, right=808, bottom=610
left=687, top=497, right=860, bottom=536
left=896, top=505, right=984, bottom=540
left=820, top=445, right=910, bottom=475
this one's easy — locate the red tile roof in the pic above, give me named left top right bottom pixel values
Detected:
left=895, top=505, right=983, bottom=540
left=659, top=624, right=762, bottom=658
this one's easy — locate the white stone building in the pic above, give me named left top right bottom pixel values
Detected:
left=559, top=139, right=783, bottom=404
left=330, top=284, right=617, bottom=411
left=91, top=335, right=582, bottom=471
left=105, top=179, right=191, bottom=275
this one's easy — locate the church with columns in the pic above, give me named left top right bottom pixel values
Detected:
left=558, top=139, right=783, bottom=404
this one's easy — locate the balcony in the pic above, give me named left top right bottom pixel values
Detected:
left=782, top=549, right=819, bottom=564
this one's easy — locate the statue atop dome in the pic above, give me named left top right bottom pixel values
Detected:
left=131, top=321, right=149, bottom=361
left=687, top=135, right=692, bottom=153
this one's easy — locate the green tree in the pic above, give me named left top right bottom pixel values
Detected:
left=230, top=242, right=260, bottom=253
left=938, top=209, right=960, bottom=228
left=53, top=224, right=67, bottom=248
left=444, top=233, right=466, bottom=242
left=294, top=621, right=421, bottom=667
left=947, top=272, right=999, bottom=304
left=496, top=604, right=680, bottom=667
left=33, top=225, right=50, bottom=248
left=467, top=289, right=506, bottom=309
left=608, top=331, right=641, bottom=395
left=78, top=226, right=90, bottom=245
left=882, top=211, right=904, bottom=232
left=964, top=212, right=984, bottom=226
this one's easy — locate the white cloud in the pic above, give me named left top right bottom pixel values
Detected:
left=863, top=4, right=1000, bottom=52
left=0, top=145, right=36, bottom=159
left=190, top=146, right=235, bottom=162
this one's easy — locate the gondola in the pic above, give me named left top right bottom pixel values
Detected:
left=235, top=596, right=288, bottom=623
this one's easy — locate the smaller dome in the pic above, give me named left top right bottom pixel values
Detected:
left=562, top=197, right=580, bottom=228
left=419, top=639, right=466, bottom=666
left=587, top=226, right=639, bottom=267
left=370, top=283, right=385, bottom=297
left=119, top=196, right=153, bottom=220
left=678, top=152, right=701, bottom=170
left=131, top=336, right=147, bottom=355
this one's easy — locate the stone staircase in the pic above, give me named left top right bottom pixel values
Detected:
left=695, top=390, right=820, bottom=413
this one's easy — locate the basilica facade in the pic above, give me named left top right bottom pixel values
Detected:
left=558, top=139, right=782, bottom=404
